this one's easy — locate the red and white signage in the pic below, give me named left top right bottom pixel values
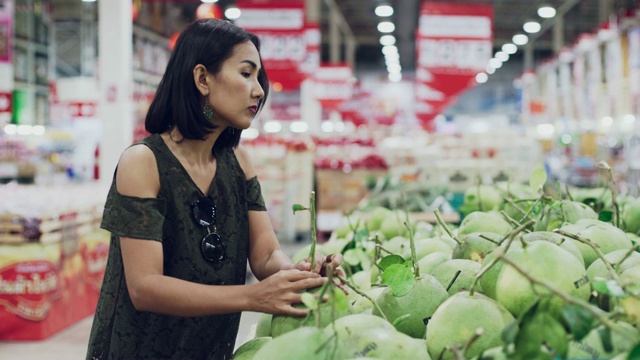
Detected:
left=415, top=2, right=493, bottom=131
left=236, top=0, right=314, bottom=91
left=312, top=63, right=354, bottom=110
left=0, top=91, right=11, bottom=114
left=0, top=0, right=13, bottom=63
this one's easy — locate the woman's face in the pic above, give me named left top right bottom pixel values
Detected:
left=206, top=41, right=265, bottom=130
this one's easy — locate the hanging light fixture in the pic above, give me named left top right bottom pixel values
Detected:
left=375, top=4, right=394, bottom=17
left=538, top=5, right=556, bottom=18
left=502, top=43, right=517, bottom=54
left=512, top=34, right=529, bottom=46
left=523, top=20, right=541, bottom=34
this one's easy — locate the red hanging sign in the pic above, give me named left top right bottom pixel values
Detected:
left=0, top=91, right=11, bottom=114
left=312, top=63, right=354, bottom=110
left=415, top=2, right=493, bottom=131
left=235, top=0, right=310, bottom=91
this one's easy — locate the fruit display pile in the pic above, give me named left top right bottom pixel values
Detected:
left=233, top=166, right=640, bottom=360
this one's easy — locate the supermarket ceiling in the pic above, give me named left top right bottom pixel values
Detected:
left=53, top=0, right=630, bottom=72
left=172, top=0, right=624, bottom=72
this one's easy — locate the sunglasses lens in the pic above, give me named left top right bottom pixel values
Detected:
left=192, top=198, right=216, bottom=226
left=201, top=232, right=225, bottom=262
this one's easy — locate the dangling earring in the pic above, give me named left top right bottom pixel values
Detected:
left=231, top=128, right=235, bottom=135
left=203, top=103, right=213, bottom=120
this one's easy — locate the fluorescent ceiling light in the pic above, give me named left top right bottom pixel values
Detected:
left=225, top=7, right=241, bottom=20
left=375, top=5, right=394, bottom=17
left=377, top=21, right=395, bottom=33
left=263, top=121, right=282, bottom=133
left=538, top=5, right=556, bottom=18
left=380, top=35, right=396, bottom=46
left=388, top=73, right=402, bottom=82
left=486, top=65, right=496, bottom=74
left=489, top=58, right=502, bottom=69
left=512, top=34, right=529, bottom=46
left=290, top=121, right=309, bottom=133
left=382, top=45, right=398, bottom=55
left=201, top=0, right=219, bottom=3
left=476, top=73, right=488, bottom=84
left=502, top=43, right=517, bottom=54
left=523, top=21, right=541, bottom=34
left=495, top=51, right=509, bottom=62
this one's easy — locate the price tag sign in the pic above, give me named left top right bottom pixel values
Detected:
left=415, top=3, right=493, bottom=130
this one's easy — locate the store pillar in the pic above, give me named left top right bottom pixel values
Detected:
left=98, top=0, right=133, bottom=182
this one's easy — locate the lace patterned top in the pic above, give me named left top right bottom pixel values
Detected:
left=86, top=134, right=266, bottom=360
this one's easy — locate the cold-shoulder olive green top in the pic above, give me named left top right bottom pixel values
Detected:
left=86, top=134, right=266, bottom=360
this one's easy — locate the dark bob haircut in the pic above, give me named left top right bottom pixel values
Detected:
left=146, top=19, right=269, bottom=149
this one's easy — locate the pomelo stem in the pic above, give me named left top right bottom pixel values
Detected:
left=445, top=270, right=462, bottom=293
left=614, top=244, right=640, bottom=273
left=503, top=197, right=534, bottom=223
left=478, top=234, right=499, bottom=245
left=500, top=210, right=525, bottom=229
left=470, top=220, right=535, bottom=296
left=597, top=161, right=620, bottom=228
left=337, top=275, right=388, bottom=321
left=554, top=229, right=621, bottom=282
left=308, top=191, right=317, bottom=270
left=434, top=209, right=462, bottom=246
left=496, top=253, right=637, bottom=343
left=401, top=191, right=420, bottom=278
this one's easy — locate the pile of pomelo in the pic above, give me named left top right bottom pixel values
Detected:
left=233, top=168, right=640, bottom=360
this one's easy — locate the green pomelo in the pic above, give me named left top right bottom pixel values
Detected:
left=452, top=232, right=501, bottom=263
left=379, top=212, right=410, bottom=240
left=495, top=241, right=591, bottom=317
left=521, top=231, right=584, bottom=265
left=621, top=265, right=640, bottom=293
left=586, top=249, right=640, bottom=281
left=351, top=269, right=373, bottom=291
left=337, top=326, right=430, bottom=359
left=534, top=200, right=598, bottom=232
left=401, top=237, right=453, bottom=261
left=417, top=251, right=452, bottom=274
left=559, top=219, right=633, bottom=267
left=431, top=259, right=483, bottom=295
left=366, top=206, right=394, bottom=231
left=351, top=287, right=385, bottom=314
left=254, top=313, right=272, bottom=337
left=384, top=236, right=408, bottom=255
left=477, top=250, right=503, bottom=300
left=426, top=291, right=515, bottom=360
left=462, top=185, right=503, bottom=213
left=373, top=275, right=449, bottom=339
left=568, top=322, right=639, bottom=360
left=458, top=212, right=512, bottom=237
left=232, top=337, right=271, bottom=360
left=253, top=326, right=342, bottom=359
left=321, top=238, right=350, bottom=257
left=324, top=313, right=395, bottom=339
left=271, top=287, right=353, bottom=337
left=622, top=199, right=640, bottom=234
left=291, top=243, right=331, bottom=264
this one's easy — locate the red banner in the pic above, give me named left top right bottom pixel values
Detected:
left=235, top=0, right=313, bottom=91
left=415, top=2, right=493, bottom=131
left=312, top=63, right=354, bottom=110
left=0, top=0, right=13, bottom=63
left=0, top=91, right=11, bottom=114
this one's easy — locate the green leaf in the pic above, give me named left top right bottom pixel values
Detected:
left=379, top=255, right=405, bottom=271
left=343, top=249, right=362, bottom=266
left=354, top=229, right=369, bottom=243
left=381, top=264, right=404, bottom=285
left=597, top=326, right=613, bottom=354
left=332, top=289, right=349, bottom=312
left=529, top=168, right=547, bottom=192
left=628, top=343, right=640, bottom=360
left=301, top=292, right=317, bottom=310
left=598, top=210, right=613, bottom=223
left=392, top=314, right=412, bottom=328
left=501, top=319, right=519, bottom=345
left=515, top=312, right=568, bottom=359
left=292, top=204, right=308, bottom=214
left=561, top=304, right=596, bottom=341
left=592, top=279, right=626, bottom=297
left=390, top=267, right=415, bottom=297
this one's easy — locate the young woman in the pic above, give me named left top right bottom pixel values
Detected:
left=86, top=19, right=342, bottom=360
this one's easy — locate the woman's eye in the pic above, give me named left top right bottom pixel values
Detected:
left=242, top=72, right=251, bottom=78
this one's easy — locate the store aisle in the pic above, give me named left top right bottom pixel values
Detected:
left=0, top=311, right=263, bottom=360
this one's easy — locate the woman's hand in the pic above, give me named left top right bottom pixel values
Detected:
left=292, top=253, right=345, bottom=278
left=249, top=269, right=326, bottom=316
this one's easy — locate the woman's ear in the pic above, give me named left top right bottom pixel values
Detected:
left=193, top=64, right=210, bottom=96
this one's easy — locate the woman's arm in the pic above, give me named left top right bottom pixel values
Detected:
left=115, top=145, right=324, bottom=317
